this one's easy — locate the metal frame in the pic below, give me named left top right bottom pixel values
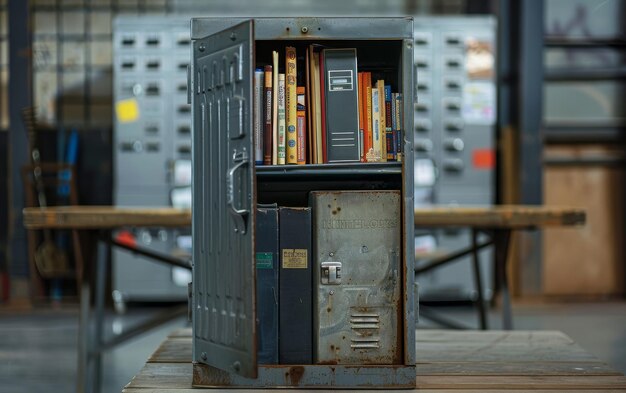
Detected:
left=191, top=16, right=416, bottom=388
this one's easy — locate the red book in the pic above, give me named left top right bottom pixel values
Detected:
left=319, top=50, right=327, bottom=164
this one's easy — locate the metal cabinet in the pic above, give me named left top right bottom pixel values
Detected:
left=191, top=17, right=415, bottom=388
left=413, top=17, right=497, bottom=301
left=112, top=16, right=192, bottom=305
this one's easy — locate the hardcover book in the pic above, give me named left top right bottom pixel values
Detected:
left=286, top=47, right=298, bottom=164
left=277, top=73, right=286, bottom=165
left=279, top=207, right=313, bottom=365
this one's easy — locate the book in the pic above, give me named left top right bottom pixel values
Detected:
left=255, top=204, right=279, bottom=364
left=305, top=48, right=313, bottom=164
left=376, top=80, right=387, bottom=162
left=323, top=48, right=360, bottom=163
left=272, top=51, right=279, bottom=165
left=363, top=73, right=374, bottom=162
left=319, top=50, right=327, bottom=163
left=385, top=85, right=394, bottom=161
left=254, top=68, right=264, bottom=165
left=263, top=65, right=273, bottom=165
left=357, top=72, right=365, bottom=162
left=311, top=50, right=323, bottom=164
left=277, top=73, right=286, bottom=165
left=279, top=207, right=312, bottom=365
left=395, top=93, right=403, bottom=162
left=285, top=46, right=298, bottom=165
left=297, top=86, right=306, bottom=165
left=370, top=86, right=382, bottom=162
left=391, top=92, right=397, bottom=162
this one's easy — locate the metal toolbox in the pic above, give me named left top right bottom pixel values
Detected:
left=191, top=17, right=415, bottom=388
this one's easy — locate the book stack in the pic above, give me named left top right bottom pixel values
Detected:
left=253, top=46, right=403, bottom=166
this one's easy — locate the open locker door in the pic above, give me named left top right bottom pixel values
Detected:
left=192, top=20, right=257, bottom=378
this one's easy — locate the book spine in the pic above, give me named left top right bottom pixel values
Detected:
left=364, top=73, right=373, bottom=161
left=357, top=72, right=365, bottom=162
left=377, top=80, right=387, bottom=162
left=370, top=87, right=381, bottom=162
left=255, top=205, right=279, bottom=364
left=391, top=92, right=397, bottom=162
left=277, top=74, right=286, bottom=165
left=272, top=51, right=279, bottom=165
left=279, top=207, right=312, bottom=364
left=296, top=86, right=306, bottom=165
left=396, top=93, right=403, bottom=162
left=319, top=50, right=327, bottom=164
left=285, top=47, right=298, bottom=165
left=263, top=65, right=273, bottom=165
left=385, top=85, right=394, bottom=161
left=313, top=51, right=322, bottom=165
left=254, top=68, right=264, bottom=165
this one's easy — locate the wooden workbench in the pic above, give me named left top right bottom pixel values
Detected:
left=123, top=328, right=626, bottom=392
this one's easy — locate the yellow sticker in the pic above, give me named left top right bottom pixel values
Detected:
left=115, top=98, right=140, bottom=123
left=282, top=249, right=308, bottom=269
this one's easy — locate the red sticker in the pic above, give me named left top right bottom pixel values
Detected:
left=472, top=149, right=495, bottom=169
left=115, top=230, right=137, bottom=248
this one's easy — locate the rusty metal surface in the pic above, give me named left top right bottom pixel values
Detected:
left=311, top=191, right=402, bottom=365
left=192, top=17, right=413, bottom=41
left=193, top=363, right=416, bottom=388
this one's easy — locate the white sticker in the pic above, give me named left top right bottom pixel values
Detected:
left=462, top=82, right=495, bottom=125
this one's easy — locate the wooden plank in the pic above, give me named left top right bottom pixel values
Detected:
left=416, top=361, right=619, bottom=376
left=417, top=330, right=573, bottom=343
left=22, top=206, right=191, bottom=229
left=544, top=145, right=625, bottom=296
left=416, top=375, right=626, bottom=390
left=125, top=363, right=192, bottom=389
left=414, top=205, right=586, bottom=228
left=149, top=338, right=191, bottom=363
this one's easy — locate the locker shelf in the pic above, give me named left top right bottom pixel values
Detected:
left=255, top=162, right=401, bottom=178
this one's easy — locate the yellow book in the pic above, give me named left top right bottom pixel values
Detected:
left=376, top=80, right=387, bottom=162
left=272, top=51, right=279, bottom=165
left=285, top=46, right=298, bottom=164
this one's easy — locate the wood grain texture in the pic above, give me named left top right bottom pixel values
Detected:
left=543, top=145, right=625, bottom=296
left=414, top=205, right=586, bottom=228
left=23, top=205, right=585, bottom=231
left=127, top=329, right=626, bottom=392
left=23, top=206, right=191, bottom=229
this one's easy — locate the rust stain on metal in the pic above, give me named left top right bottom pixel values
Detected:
left=285, top=366, right=305, bottom=386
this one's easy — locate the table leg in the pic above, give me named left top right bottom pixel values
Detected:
left=77, top=278, right=90, bottom=393
left=494, top=230, right=513, bottom=330
left=471, top=229, right=488, bottom=330
left=92, top=239, right=108, bottom=393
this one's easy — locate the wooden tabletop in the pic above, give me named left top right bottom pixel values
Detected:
left=22, top=206, right=191, bottom=229
left=23, top=205, right=585, bottom=230
left=123, top=328, right=626, bottom=392
left=415, top=205, right=586, bottom=228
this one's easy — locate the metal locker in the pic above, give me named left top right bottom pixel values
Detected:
left=191, top=17, right=415, bottom=388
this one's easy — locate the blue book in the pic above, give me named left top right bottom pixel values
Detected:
left=255, top=204, right=279, bottom=364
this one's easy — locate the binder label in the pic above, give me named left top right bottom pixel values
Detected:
left=282, top=249, right=308, bottom=269
left=328, top=70, right=354, bottom=91
left=256, top=252, right=273, bottom=269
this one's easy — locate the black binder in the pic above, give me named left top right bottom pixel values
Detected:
left=323, top=48, right=360, bottom=162
left=255, top=204, right=279, bottom=364
left=278, top=207, right=313, bottom=364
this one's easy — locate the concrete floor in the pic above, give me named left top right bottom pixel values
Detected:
left=0, top=302, right=625, bottom=393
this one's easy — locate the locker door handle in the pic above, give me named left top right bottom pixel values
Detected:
left=227, top=150, right=249, bottom=234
